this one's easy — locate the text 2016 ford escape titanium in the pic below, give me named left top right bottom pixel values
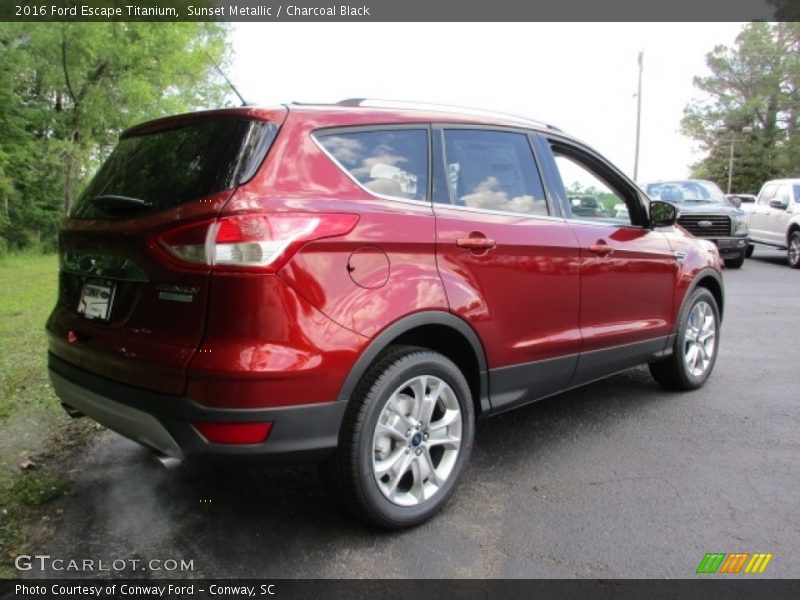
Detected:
left=47, top=100, right=724, bottom=528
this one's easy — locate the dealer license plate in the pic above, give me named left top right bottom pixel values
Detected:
left=77, top=280, right=115, bottom=321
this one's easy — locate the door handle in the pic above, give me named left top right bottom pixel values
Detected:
left=456, top=236, right=496, bottom=251
left=588, top=242, right=614, bottom=256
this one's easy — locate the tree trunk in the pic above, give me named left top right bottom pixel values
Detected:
left=64, top=149, right=75, bottom=213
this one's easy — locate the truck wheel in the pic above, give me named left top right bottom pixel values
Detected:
left=788, top=232, right=800, bottom=269
left=724, top=253, right=745, bottom=269
left=649, top=288, right=720, bottom=390
left=321, top=346, right=475, bottom=529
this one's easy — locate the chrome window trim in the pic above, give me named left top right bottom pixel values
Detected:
left=563, top=218, right=648, bottom=231
left=310, top=128, right=433, bottom=208
left=432, top=201, right=565, bottom=223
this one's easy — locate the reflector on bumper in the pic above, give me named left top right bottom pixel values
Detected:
left=192, top=421, right=273, bottom=445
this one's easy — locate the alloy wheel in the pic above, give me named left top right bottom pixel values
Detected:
left=371, top=375, right=462, bottom=507
left=683, top=300, right=716, bottom=377
left=789, top=233, right=800, bottom=267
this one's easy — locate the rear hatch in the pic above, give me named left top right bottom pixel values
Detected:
left=47, top=110, right=283, bottom=395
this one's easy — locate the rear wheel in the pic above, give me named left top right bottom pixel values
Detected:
left=321, top=346, right=475, bottom=529
left=649, top=288, right=720, bottom=390
left=788, top=231, right=800, bottom=269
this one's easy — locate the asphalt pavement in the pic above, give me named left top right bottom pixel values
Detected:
left=21, top=248, right=800, bottom=579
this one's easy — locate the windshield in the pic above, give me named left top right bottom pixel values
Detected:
left=645, top=181, right=726, bottom=204
left=71, top=118, right=277, bottom=219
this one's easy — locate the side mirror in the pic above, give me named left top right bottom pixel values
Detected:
left=650, top=200, right=678, bottom=228
left=769, top=198, right=789, bottom=210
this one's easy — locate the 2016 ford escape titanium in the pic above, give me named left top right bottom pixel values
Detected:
left=47, top=100, right=725, bottom=529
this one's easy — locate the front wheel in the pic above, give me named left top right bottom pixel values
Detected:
left=321, top=346, right=475, bottom=529
left=788, top=231, right=800, bottom=269
left=649, top=288, right=720, bottom=390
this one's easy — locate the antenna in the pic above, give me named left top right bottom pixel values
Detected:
left=633, top=49, right=643, bottom=181
left=205, top=51, right=247, bottom=106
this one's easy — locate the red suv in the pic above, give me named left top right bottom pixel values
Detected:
left=47, top=100, right=724, bottom=528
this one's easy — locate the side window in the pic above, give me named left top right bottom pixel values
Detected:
left=794, top=184, right=800, bottom=204
left=774, top=184, right=791, bottom=206
left=551, top=152, right=631, bottom=225
left=758, top=183, right=778, bottom=205
left=316, top=129, right=428, bottom=201
left=439, top=130, right=548, bottom=216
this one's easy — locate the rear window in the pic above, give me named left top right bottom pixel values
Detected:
left=71, top=119, right=278, bottom=219
left=645, top=181, right=725, bottom=203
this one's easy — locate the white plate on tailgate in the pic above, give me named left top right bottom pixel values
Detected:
left=78, top=280, right=115, bottom=321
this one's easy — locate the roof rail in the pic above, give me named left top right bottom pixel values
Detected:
left=330, top=98, right=562, bottom=131
left=336, top=98, right=368, bottom=106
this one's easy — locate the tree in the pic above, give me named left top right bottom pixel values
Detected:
left=769, top=0, right=800, bottom=21
left=0, top=22, right=233, bottom=252
left=681, top=22, right=800, bottom=194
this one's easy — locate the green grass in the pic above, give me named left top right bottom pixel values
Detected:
left=11, top=471, right=71, bottom=506
left=0, top=253, right=59, bottom=419
left=0, top=470, right=71, bottom=577
left=0, top=253, right=85, bottom=577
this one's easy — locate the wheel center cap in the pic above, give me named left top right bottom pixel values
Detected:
left=411, top=432, right=423, bottom=447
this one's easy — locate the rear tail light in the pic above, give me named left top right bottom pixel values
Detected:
left=154, top=212, right=358, bottom=272
left=193, top=421, right=273, bottom=445
left=157, top=219, right=212, bottom=265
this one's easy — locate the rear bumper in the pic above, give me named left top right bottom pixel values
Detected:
left=48, top=353, right=345, bottom=464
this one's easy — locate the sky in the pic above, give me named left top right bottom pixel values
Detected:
left=229, top=22, right=746, bottom=183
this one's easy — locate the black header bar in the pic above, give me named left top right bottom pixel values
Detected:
left=0, top=0, right=789, bottom=23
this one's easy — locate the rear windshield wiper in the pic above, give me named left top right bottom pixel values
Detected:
left=91, top=195, right=153, bottom=214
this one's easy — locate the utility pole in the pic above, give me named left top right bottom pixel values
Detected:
left=727, top=140, right=735, bottom=194
left=633, top=50, right=643, bottom=182
left=718, top=126, right=753, bottom=193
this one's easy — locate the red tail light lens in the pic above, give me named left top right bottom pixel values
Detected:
left=155, top=213, right=358, bottom=272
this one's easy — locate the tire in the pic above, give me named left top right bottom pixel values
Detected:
left=788, top=231, right=800, bottom=269
left=745, top=244, right=754, bottom=258
left=321, top=346, right=475, bottom=529
left=649, top=288, right=720, bottom=391
left=724, top=252, right=745, bottom=269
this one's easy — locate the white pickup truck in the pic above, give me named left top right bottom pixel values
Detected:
left=746, top=179, right=800, bottom=268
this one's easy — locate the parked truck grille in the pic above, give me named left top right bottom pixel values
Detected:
left=677, top=214, right=731, bottom=237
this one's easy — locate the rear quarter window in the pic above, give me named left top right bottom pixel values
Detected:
left=315, top=129, right=429, bottom=201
